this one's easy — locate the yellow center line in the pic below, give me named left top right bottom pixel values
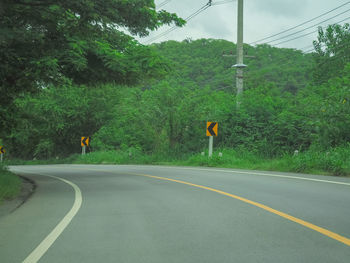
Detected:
left=74, top=167, right=350, bottom=247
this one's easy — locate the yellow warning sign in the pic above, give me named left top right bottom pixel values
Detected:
left=206, top=122, right=218, bottom=136
left=81, top=137, right=90, bottom=147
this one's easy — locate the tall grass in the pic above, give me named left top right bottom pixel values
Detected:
left=73, top=148, right=189, bottom=165
left=7, top=145, right=350, bottom=177
left=181, top=146, right=350, bottom=176
left=70, top=146, right=350, bottom=176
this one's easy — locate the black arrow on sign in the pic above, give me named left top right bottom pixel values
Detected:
left=82, top=137, right=88, bottom=146
left=207, top=122, right=217, bottom=136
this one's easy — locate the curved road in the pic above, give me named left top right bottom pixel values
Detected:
left=1, top=165, right=350, bottom=262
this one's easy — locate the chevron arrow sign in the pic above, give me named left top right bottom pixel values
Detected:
left=206, top=122, right=218, bottom=136
left=81, top=137, right=90, bottom=147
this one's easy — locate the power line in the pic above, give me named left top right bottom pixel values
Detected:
left=255, top=41, right=349, bottom=84
left=144, top=0, right=236, bottom=44
left=305, top=39, right=350, bottom=54
left=157, top=0, right=172, bottom=9
left=302, top=43, right=326, bottom=53
left=242, top=40, right=349, bottom=90
left=254, top=37, right=348, bottom=76
left=249, top=1, right=350, bottom=45
left=300, top=44, right=315, bottom=51
left=303, top=47, right=317, bottom=53
left=264, top=8, right=350, bottom=45
left=273, top=16, right=350, bottom=46
left=212, top=0, right=235, bottom=6
left=144, top=3, right=210, bottom=44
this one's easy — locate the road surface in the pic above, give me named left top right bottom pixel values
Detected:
left=1, top=164, right=350, bottom=262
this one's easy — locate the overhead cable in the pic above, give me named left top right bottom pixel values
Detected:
left=212, top=0, right=235, bottom=6
left=157, top=0, right=172, bottom=9
left=265, top=8, right=350, bottom=45
left=144, top=0, right=236, bottom=44
left=144, top=4, right=210, bottom=44
left=249, top=1, right=350, bottom=45
left=273, top=16, right=350, bottom=46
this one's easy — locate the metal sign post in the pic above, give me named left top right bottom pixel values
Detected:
left=206, top=122, right=218, bottom=158
left=208, top=136, right=213, bottom=158
left=81, top=137, right=89, bottom=155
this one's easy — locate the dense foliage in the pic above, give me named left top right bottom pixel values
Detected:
left=0, top=0, right=184, bottom=131
left=1, top=17, right=349, bottom=175
left=313, top=23, right=350, bottom=84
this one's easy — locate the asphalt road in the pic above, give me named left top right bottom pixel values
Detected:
left=1, top=164, right=350, bottom=263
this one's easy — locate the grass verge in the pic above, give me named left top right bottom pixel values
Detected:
left=6, top=145, right=350, bottom=177
left=0, top=165, right=22, bottom=203
left=180, top=148, right=350, bottom=176
left=72, top=146, right=350, bottom=176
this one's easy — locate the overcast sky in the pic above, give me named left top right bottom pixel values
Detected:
left=138, top=0, right=350, bottom=51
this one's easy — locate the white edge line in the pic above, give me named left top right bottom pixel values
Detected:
left=168, top=167, right=350, bottom=186
left=76, top=164, right=350, bottom=186
left=19, top=171, right=82, bottom=263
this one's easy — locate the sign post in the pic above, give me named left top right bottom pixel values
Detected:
left=208, top=136, right=213, bottom=158
left=82, top=146, right=86, bottom=155
left=206, top=122, right=218, bottom=158
left=0, top=146, right=5, bottom=162
left=81, top=137, right=89, bottom=155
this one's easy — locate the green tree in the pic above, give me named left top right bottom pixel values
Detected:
left=299, top=63, right=350, bottom=148
left=7, top=83, right=120, bottom=158
left=312, top=23, right=350, bottom=84
left=0, top=0, right=185, bottom=132
left=7, top=35, right=350, bottom=160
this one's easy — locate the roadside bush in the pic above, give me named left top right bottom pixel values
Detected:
left=287, top=145, right=350, bottom=176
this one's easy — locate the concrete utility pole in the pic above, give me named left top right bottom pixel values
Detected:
left=233, top=0, right=246, bottom=108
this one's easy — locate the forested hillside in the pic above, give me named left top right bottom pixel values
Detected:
left=1, top=19, right=349, bottom=174
left=153, top=39, right=313, bottom=94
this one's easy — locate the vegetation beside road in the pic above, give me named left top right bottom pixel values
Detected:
left=4, top=31, right=350, bottom=176
left=3, top=26, right=349, bottom=165
left=0, top=165, right=21, bottom=203
left=73, top=145, right=350, bottom=176
left=6, top=145, right=350, bottom=177
left=1, top=1, right=349, bottom=203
